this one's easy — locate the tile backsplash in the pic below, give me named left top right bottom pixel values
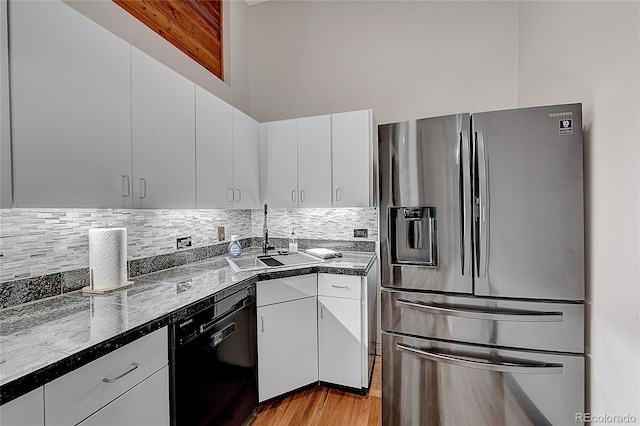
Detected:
left=1, top=207, right=378, bottom=283
left=0, top=208, right=252, bottom=282
left=251, top=208, right=378, bottom=241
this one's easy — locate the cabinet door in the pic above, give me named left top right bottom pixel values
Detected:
left=10, top=0, right=132, bottom=208
left=0, top=387, right=44, bottom=426
left=318, top=295, right=362, bottom=388
left=196, top=86, right=233, bottom=208
left=78, top=366, right=169, bottom=426
left=257, top=297, right=318, bottom=402
left=265, top=119, right=298, bottom=208
left=232, top=108, right=261, bottom=209
left=297, top=115, right=332, bottom=207
left=331, top=110, right=373, bottom=207
left=131, top=47, right=195, bottom=208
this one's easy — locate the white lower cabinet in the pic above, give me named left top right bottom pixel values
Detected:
left=78, top=366, right=169, bottom=426
left=45, top=327, right=169, bottom=425
left=0, top=387, right=44, bottom=426
left=318, top=295, right=362, bottom=388
left=257, top=276, right=318, bottom=402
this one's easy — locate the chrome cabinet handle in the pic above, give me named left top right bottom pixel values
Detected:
left=102, top=362, right=139, bottom=383
left=139, top=178, right=147, bottom=199
left=331, top=284, right=350, bottom=289
left=320, top=305, right=324, bottom=319
left=122, top=175, right=131, bottom=197
left=335, top=188, right=342, bottom=202
left=300, top=190, right=305, bottom=203
left=291, top=190, right=296, bottom=203
left=395, top=298, right=563, bottom=322
left=235, top=188, right=242, bottom=203
left=260, top=316, right=264, bottom=332
left=227, top=187, right=235, bottom=203
left=475, top=130, right=489, bottom=278
left=396, top=343, right=563, bottom=374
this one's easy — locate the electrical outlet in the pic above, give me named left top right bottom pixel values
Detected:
left=177, top=236, right=192, bottom=249
left=354, top=228, right=368, bottom=238
left=218, top=226, right=225, bottom=241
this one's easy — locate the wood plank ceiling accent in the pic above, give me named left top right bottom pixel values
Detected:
left=114, top=0, right=223, bottom=80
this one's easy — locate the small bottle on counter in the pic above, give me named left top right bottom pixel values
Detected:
left=289, top=229, right=298, bottom=253
left=228, top=235, right=242, bottom=258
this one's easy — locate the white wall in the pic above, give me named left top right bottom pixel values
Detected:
left=518, top=1, right=640, bottom=418
left=249, top=0, right=640, bottom=417
left=65, top=0, right=251, bottom=114
left=248, top=0, right=519, bottom=123
left=1, top=0, right=11, bottom=208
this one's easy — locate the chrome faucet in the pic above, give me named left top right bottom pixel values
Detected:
left=263, top=204, right=275, bottom=254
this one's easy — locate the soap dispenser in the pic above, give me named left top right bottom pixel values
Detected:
left=228, top=235, right=242, bottom=258
left=289, top=229, right=298, bottom=253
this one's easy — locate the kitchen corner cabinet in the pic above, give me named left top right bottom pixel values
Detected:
left=131, top=48, right=196, bottom=209
left=232, top=108, right=261, bottom=209
left=256, top=275, right=318, bottom=402
left=265, top=116, right=332, bottom=208
left=196, top=88, right=260, bottom=209
left=331, top=110, right=377, bottom=207
left=10, top=0, right=132, bottom=208
left=0, top=387, right=44, bottom=426
left=195, top=86, right=233, bottom=208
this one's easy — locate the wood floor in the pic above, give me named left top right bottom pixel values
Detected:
left=247, top=356, right=382, bottom=426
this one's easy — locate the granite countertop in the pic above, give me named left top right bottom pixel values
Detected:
left=0, top=249, right=376, bottom=403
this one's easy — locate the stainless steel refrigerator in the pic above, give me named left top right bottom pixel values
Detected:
left=379, top=104, right=585, bottom=426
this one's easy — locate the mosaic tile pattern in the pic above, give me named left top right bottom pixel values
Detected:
left=251, top=208, right=378, bottom=241
left=0, top=207, right=378, bottom=307
left=0, top=208, right=252, bottom=281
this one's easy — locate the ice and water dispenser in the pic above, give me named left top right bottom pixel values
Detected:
left=389, top=207, right=438, bottom=267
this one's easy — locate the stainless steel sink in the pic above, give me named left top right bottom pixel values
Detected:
left=226, top=252, right=322, bottom=273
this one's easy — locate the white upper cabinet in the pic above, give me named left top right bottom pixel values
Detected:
left=232, top=108, right=261, bottom=209
left=195, top=86, right=234, bottom=208
left=297, top=115, right=332, bottom=207
left=131, top=47, right=196, bottom=209
left=265, top=119, right=298, bottom=208
left=331, top=110, right=377, bottom=207
left=265, top=115, right=332, bottom=208
left=10, top=0, right=132, bottom=208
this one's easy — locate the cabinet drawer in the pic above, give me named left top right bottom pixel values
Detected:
left=318, top=274, right=361, bottom=300
left=77, top=366, right=169, bottom=426
left=45, top=327, right=168, bottom=426
left=257, top=275, right=317, bottom=306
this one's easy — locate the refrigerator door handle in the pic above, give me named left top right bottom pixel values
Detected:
left=396, top=343, right=564, bottom=374
left=459, top=130, right=472, bottom=275
left=395, top=298, right=564, bottom=322
left=475, top=130, right=489, bottom=278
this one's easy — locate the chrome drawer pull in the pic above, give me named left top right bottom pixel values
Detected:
left=396, top=343, right=563, bottom=374
left=102, top=362, right=139, bottom=383
left=331, top=285, right=350, bottom=289
left=395, top=299, right=563, bottom=322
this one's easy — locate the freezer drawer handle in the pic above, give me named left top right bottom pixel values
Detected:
left=395, top=298, right=563, bottom=322
left=396, top=343, right=563, bottom=374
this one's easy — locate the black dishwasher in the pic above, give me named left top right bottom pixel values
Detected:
left=170, top=283, right=257, bottom=426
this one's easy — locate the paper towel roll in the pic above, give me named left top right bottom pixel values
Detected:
left=89, top=228, right=127, bottom=290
